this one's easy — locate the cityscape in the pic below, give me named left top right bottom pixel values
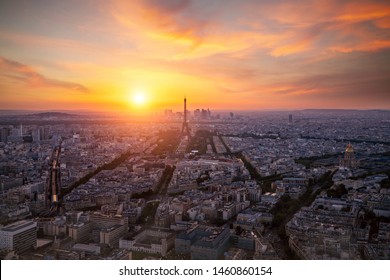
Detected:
left=0, top=105, right=389, bottom=260
left=1, top=0, right=390, bottom=261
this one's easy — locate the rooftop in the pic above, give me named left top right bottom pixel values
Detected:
left=1, top=220, right=36, bottom=232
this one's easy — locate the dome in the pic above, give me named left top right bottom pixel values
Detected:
left=345, top=143, right=354, bottom=153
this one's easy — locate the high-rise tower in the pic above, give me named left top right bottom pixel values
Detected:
left=181, top=97, right=190, bottom=138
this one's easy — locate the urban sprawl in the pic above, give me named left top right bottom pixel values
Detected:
left=0, top=108, right=390, bottom=260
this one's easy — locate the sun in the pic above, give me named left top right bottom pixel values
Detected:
left=132, top=92, right=147, bottom=106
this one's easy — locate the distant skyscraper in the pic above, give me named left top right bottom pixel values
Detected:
left=194, top=109, right=201, bottom=118
left=0, top=127, right=10, bottom=143
left=289, top=114, right=293, bottom=123
left=32, top=127, right=41, bottom=143
left=200, top=108, right=211, bottom=119
left=181, top=97, right=190, bottom=138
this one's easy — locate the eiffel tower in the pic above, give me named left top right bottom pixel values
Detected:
left=181, top=97, right=190, bottom=138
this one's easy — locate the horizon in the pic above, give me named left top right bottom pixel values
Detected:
left=1, top=0, right=390, bottom=112
left=1, top=107, right=390, bottom=116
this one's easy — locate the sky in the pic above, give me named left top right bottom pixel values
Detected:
left=0, top=0, right=390, bottom=113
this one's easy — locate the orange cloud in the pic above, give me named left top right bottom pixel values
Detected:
left=269, top=39, right=313, bottom=57
left=375, top=16, right=390, bottom=28
left=0, top=56, right=88, bottom=93
left=111, top=0, right=206, bottom=46
left=109, top=0, right=390, bottom=61
left=336, top=2, right=390, bottom=23
left=109, top=0, right=292, bottom=59
left=330, top=40, right=390, bottom=53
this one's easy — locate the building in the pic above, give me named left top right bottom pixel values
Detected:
left=0, top=220, right=37, bottom=254
left=234, top=212, right=273, bottom=230
left=39, top=216, right=67, bottom=237
left=253, top=233, right=279, bottom=260
left=72, top=243, right=101, bottom=256
left=175, top=225, right=230, bottom=259
left=378, top=222, right=390, bottom=243
left=119, top=228, right=175, bottom=257
left=339, top=143, right=359, bottom=169
left=89, top=212, right=128, bottom=229
left=191, top=227, right=230, bottom=260
left=0, top=127, right=10, bottom=143
left=246, top=181, right=262, bottom=202
left=56, top=249, right=83, bottom=260
left=100, top=224, right=127, bottom=248
left=285, top=204, right=358, bottom=259
left=275, top=177, right=308, bottom=199
left=68, top=222, right=92, bottom=243
left=231, top=230, right=255, bottom=250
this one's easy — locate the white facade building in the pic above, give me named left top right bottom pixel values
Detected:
left=0, top=220, right=37, bottom=254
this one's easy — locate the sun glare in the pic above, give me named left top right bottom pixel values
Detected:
left=132, top=92, right=146, bottom=106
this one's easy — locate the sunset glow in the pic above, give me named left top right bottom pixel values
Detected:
left=0, top=0, right=389, bottom=113
left=132, top=92, right=147, bottom=106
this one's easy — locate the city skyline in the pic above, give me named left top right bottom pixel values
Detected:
left=1, top=0, right=390, bottom=113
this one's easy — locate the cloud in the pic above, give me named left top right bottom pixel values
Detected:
left=111, top=0, right=206, bottom=45
left=375, top=16, right=390, bottom=28
left=335, top=1, right=390, bottom=24
left=109, top=0, right=390, bottom=61
left=268, top=0, right=390, bottom=54
left=145, top=0, right=191, bottom=13
left=0, top=56, right=89, bottom=93
left=263, top=67, right=390, bottom=105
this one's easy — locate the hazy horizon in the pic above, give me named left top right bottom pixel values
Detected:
left=1, top=107, right=390, bottom=116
